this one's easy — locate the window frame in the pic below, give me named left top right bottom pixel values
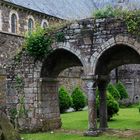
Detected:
left=41, top=19, right=49, bottom=29
left=9, top=10, right=19, bottom=34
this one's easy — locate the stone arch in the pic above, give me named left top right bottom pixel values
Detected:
left=91, top=35, right=140, bottom=75
left=52, top=42, right=88, bottom=75
left=90, top=35, right=140, bottom=130
left=38, top=47, right=85, bottom=131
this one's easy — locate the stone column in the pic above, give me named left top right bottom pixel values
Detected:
left=83, top=75, right=99, bottom=136
left=39, top=77, right=62, bottom=131
left=97, top=75, right=110, bottom=130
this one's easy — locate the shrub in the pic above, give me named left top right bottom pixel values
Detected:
left=107, top=83, right=120, bottom=100
left=24, top=26, right=53, bottom=60
left=58, top=86, right=72, bottom=113
left=71, top=87, right=86, bottom=111
left=96, top=90, right=119, bottom=120
left=106, top=92, right=119, bottom=120
left=115, top=81, right=128, bottom=100
left=93, top=5, right=124, bottom=19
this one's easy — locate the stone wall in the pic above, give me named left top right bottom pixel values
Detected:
left=0, top=1, right=62, bottom=132
left=111, top=64, right=140, bottom=104
left=1, top=15, right=140, bottom=132
left=0, top=1, right=61, bottom=35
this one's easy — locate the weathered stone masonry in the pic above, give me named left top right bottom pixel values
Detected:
left=2, top=17, right=140, bottom=133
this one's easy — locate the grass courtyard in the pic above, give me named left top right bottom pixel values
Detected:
left=22, top=107, right=140, bottom=140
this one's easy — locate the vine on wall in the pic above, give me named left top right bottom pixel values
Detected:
left=24, top=23, right=67, bottom=61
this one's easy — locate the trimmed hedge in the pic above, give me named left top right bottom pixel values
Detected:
left=115, top=81, right=128, bottom=100
left=96, top=90, right=119, bottom=120
left=71, top=87, right=86, bottom=111
left=107, top=83, right=120, bottom=100
left=58, top=86, right=72, bottom=113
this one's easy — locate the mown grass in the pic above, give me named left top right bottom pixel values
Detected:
left=22, top=133, right=137, bottom=140
left=22, top=107, right=140, bottom=140
left=61, top=107, right=140, bottom=130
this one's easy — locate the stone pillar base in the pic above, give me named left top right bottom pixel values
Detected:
left=84, top=129, right=102, bottom=137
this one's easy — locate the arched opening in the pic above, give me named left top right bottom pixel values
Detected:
left=28, top=18, right=34, bottom=33
left=94, top=44, right=140, bottom=130
left=39, top=49, right=84, bottom=131
left=11, top=13, right=17, bottom=33
left=41, top=20, right=48, bottom=29
left=95, top=44, right=140, bottom=75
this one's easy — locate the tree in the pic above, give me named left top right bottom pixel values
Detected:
left=71, top=87, right=86, bottom=111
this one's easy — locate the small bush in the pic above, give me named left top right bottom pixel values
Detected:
left=96, top=90, right=119, bottom=120
left=93, top=5, right=125, bottom=19
left=115, top=81, right=128, bottom=100
left=106, top=92, right=119, bottom=120
left=71, top=87, right=86, bottom=111
left=58, top=86, right=72, bottom=113
left=24, top=26, right=53, bottom=60
left=107, top=83, right=120, bottom=100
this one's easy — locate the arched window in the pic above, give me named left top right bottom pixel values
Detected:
left=28, top=18, right=34, bottom=32
left=41, top=20, right=48, bottom=29
left=11, top=13, right=17, bottom=33
left=43, top=22, right=48, bottom=28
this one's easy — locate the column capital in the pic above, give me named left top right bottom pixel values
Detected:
left=40, top=77, right=59, bottom=82
left=82, top=74, right=98, bottom=81
left=97, top=75, right=110, bottom=81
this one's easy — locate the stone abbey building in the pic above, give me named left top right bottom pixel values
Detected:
left=1, top=0, right=140, bottom=132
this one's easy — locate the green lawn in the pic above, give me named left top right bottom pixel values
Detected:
left=62, top=107, right=140, bottom=130
left=22, top=107, right=140, bottom=140
left=22, top=133, right=133, bottom=140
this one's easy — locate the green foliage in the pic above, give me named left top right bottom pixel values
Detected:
left=15, top=75, right=24, bottom=91
left=71, top=87, right=86, bottom=111
left=55, top=32, right=65, bottom=42
left=106, top=92, right=119, bottom=120
left=107, top=83, right=120, bottom=100
left=93, top=5, right=117, bottom=18
left=24, top=22, right=68, bottom=60
left=93, top=5, right=140, bottom=36
left=24, top=26, right=53, bottom=60
left=96, top=90, right=119, bottom=120
left=17, top=95, right=27, bottom=118
left=138, top=102, right=140, bottom=113
left=58, top=86, right=72, bottom=113
left=124, top=10, right=140, bottom=35
left=13, top=51, right=23, bottom=64
left=115, top=81, right=128, bottom=100
left=9, top=108, right=17, bottom=126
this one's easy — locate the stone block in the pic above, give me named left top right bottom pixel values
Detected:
left=115, top=35, right=124, bottom=43
left=134, top=41, right=140, bottom=50
left=83, top=37, right=92, bottom=45
left=74, top=29, right=81, bottom=34
left=70, top=23, right=79, bottom=29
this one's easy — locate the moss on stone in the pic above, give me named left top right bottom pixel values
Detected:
left=0, top=110, right=21, bottom=140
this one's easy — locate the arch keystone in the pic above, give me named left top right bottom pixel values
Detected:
left=115, top=35, right=124, bottom=43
